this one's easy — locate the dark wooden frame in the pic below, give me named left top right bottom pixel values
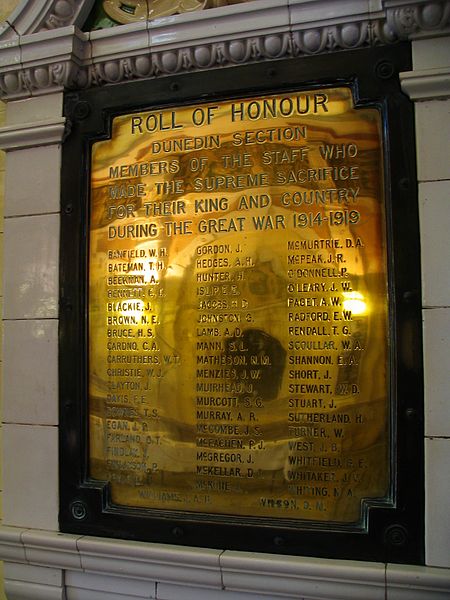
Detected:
left=59, top=43, right=424, bottom=563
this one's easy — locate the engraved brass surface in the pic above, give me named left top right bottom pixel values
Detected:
left=89, top=87, right=389, bottom=523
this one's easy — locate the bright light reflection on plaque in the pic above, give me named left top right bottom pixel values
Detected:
left=89, top=87, right=389, bottom=524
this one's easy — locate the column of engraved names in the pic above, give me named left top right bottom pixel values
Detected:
left=101, top=188, right=166, bottom=487
left=285, top=245, right=370, bottom=513
left=194, top=245, right=265, bottom=498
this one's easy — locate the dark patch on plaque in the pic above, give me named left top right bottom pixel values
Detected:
left=224, top=329, right=286, bottom=401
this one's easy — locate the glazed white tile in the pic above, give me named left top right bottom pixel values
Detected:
left=2, top=423, right=58, bottom=530
left=65, top=587, right=150, bottom=600
left=401, top=66, right=450, bottom=102
left=0, top=37, right=20, bottom=70
left=6, top=94, right=63, bottom=125
left=5, top=145, right=61, bottom=216
left=386, top=563, right=450, bottom=600
left=67, top=590, right=146, bottom=600
left=77, top=537, right=222, bottom=587
left=65, top=570, right=155, bottom=598
left=1, top=527, right=449, bottom=599
left=5, top=561, right=63, bottom=586
left=3, top=319, right=58, bottom=425
left=220, top=552, right=385, bottom=599
left=415, top=99, right=450, bottom=182
left=3, top=213, right=59, bottom=319
left=425, top=438, right=450, bottom=568
left=90, top=21, right=149, bottom=63
left=22, top=529, right=82, bottom=570
left=67, top=591, right=139, bottom=600
left=423, top=308, right=450, bottom=438
left=368, top=0, right=382, bottom=12
left=0, top=116, right=65, bottom=150
left=0, top=525, right=27, bottom=562
left=20, top=26, right=87, bottom=63
left=289, top=0, right=370, bottom=27
left=4, top=579, right=65, bottom=600
left=150, top=0, right=289, bottom=48
left=419, top=180, right=450, bottom=308
left=412, top=36, right=450, bottom=71
left=158, top=582, right=290, bottom=600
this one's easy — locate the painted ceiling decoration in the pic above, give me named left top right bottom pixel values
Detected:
left=0, top=0, right=449, bottom=100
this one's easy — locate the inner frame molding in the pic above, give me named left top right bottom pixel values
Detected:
left=59, top=43, right=423, bottom=564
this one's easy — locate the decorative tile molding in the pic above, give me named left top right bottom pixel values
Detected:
left=22, top=529, right=82, bottom=570
left=0, top=527, right=27, bottom=563
left=65, top=571, right=157, bottom=600
left=76, top=536, right=222, bottom=587
left=1, top=527, right=449, bottom=599
left=401, top=66, right=450, bottom=98
left=0, top=1, right=449, bottom=99
left=386, top=563, right=450, bottom=599
left=0, top=25, right=89, bottom=99
left=385, top=0, right=450, bottom=39
left=88, top=33, right=293, bottom=87
left=220, top=551, right=386, bottom=599
left=0, top=116, right=66, bottom=149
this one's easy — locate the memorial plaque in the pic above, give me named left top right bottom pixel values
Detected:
left=88, top=87, right=389, bottom=523
left=60, top=46, right=424, bottom=562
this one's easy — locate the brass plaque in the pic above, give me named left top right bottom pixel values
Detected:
left=89, top=87, right=389, bottom=524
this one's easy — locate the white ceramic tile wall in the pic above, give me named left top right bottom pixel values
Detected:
left=412, top=37, right=450, bottom=572
left=149, top=0, right=289, bottom=49
left=76, top=537, right=221, bottom=587
left=4, top=145, right=61, bottom=216
left=4, top=579, right=65, bottom=600
left=0, top=527, right=27, bottom=563
left=66, top=588, right=151, bottom=600
left=220, top=552, right=386, bottom=600
left=5, top=94, right=63, bottom=126
left=0, top=94, right=63, bottom=597
left=2, top=318, right=58, bottom=425
left=156, top=583, right=290, bottom=600
left=289, top=0, right=371, bottom=27
left=0, top=36, right=20, bottom=69
left=3, top=213, right=59, bottom=319
left=412, top=37, right=450, bottom=71
left=419, top=180, right=450, bottom=308
left=423, top=308, right=450, bottom=438
left=386, top=563, right=450, bottom=599
left=90, top=21, right=149, bottom=63
left=5, top=561, right=63, bottom=587
left=22, top=529, right=82, bottom=570
left=65, top=571, right=156, bottom=599
left=425, top=438, right=450, bottom=569
left=415, top=99, right=450, bottom=182
left=2, top=423, right=58, bottom=530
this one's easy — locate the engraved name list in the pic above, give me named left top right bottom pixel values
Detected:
left=88, top=87, right=390, bottom=524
